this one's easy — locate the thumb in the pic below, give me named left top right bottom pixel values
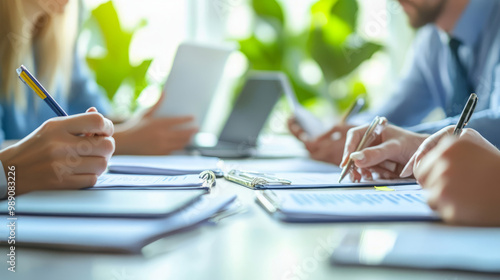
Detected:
left=400, top=153, right=417, bottom=178
left=86, top=107, right=98, bottom=113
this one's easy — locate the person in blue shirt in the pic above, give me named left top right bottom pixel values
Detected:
left=289, top=0, right=500, bottom=165
left=0, top=0, right=196, bottom=155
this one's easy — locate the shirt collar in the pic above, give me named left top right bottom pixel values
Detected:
left=451, top=0, right=496, bottom=47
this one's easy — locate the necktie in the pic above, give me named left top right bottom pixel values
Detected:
left=446, top=38, right=474, bottom=116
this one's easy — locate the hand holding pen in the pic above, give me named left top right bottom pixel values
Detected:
left=339, top=116, right=387, bottom=182
left=9, top=65, right=115, bottom=194
left=400, top=93, right=478, bottom=177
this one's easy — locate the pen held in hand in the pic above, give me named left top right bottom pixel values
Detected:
left=338, top=116, right=388, bottom=183
left=16, top=65, right=68, bottom=117
left=400, top=93, right=478, bottom=178
left=452, top=93, right=477, bottom=136
left=17, top=65, right=103, bottom=137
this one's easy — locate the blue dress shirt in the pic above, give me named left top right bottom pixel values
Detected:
left=365, top=0, right=500, bottom=146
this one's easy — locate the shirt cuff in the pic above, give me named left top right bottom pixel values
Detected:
left=0, top=160, right=7, bottom=199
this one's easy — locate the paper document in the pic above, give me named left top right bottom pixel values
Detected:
left=94, top=173, right=207, bottom=190
left=271, top=172, right=416, bottom=188
left=0, top=194, right=237, bottom=253
left=331, top=226, right=500, bottom=273
left=108, top=155, right=222, bottom=176
left=224, top=158, right=342, bottom=173
left=227, top=172, right=416, bottom=189
left=0, top=190, right=206, bottom=217
left=256, top=186, right=438, bottom=222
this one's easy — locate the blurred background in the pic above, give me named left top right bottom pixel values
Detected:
left=80, top=0, right=414, bottom=136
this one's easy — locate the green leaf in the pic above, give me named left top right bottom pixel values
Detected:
left=331, top=0, right=358, bottom=30
left=131, top=59, right=153, bottom=100
left=308, top=29, right=382, bottom=80
left=251, top=0, right=285, bottom=26
left=90, top=1, right=132, bottom=61
left=85, top=1, right=152, bottom=112
left=238, top=36, right=282, bottom=70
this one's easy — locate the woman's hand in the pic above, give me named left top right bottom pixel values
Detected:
left=0, top=108, right=115, bottom=195
left=287, top=117, right=354, bottom=165
left=414, top=133, right=500, bottom=226
left=113, top=93, right=197, bottom=155
left=340, top=122, right=429, bottom=182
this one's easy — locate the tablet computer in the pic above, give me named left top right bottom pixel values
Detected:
left=154, top=42, right=234, bottom=128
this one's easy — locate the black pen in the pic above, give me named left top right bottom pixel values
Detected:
left=453, top=93, right=478, bottom=136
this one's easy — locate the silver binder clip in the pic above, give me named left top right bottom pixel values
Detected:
left=199, top=170, right=216, bottom=192
left=225, top=170, right=291, bottom=189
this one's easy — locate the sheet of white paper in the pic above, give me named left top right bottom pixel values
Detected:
left=108, top=155, right=221, bottom=175
left=261, top=188, right=437, bottom=222
left=281, top=74, right=327, bottom=138
left=224, top=158, right=341, bottom=173
left=267, top=172, right=416, bottom=188
left=94, top=174, right=203, bottom=188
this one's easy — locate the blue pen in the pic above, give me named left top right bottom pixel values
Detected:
left=16, top=65, right=68, bottom=116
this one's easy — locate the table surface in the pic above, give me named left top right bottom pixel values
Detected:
left=2, top=157, right=500, bottom=280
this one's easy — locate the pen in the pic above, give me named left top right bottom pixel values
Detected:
left=453, top=93, right=477, bottom=136
left=338, top=116, right=387, bottom=183
left=340, top=96, right=365, bottom=124
left=16, top=65, right=68, bottom=116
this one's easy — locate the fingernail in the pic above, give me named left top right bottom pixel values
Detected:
left=331, top=131, right=342, bottom=141
left=350, top=152, right=365, bottom=162
left=299, top=132, right=310, bottom=142
left=400, top=165, right=409, bottom=177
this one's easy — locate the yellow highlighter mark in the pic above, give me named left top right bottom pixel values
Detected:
left=20, top=72, right=47, bottom=99
left=374, top=186, right=395, bottom=191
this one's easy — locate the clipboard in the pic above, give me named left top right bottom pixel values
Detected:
left=93, top=170, right=217, bottom=192
left=224, top=170, right=291, bottom=189
left=225, top=170, right=416, bottom=190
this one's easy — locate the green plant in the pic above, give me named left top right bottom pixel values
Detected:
left=238, top=0, right=382, bottom=112
left=85, top=1, right=152, bottom=113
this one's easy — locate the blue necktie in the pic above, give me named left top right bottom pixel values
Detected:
left=446, top=38, right=474, bottom=116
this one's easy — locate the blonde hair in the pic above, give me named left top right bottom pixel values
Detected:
left=0, top=0, right=78, bottom=109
